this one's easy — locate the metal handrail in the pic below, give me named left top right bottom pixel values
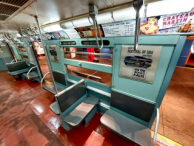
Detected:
left=152, top=108, right=159, bottom=146
left=64, top=51, right=113, bottom=56
left=40, top=72, right=50, bottom=88
left=56, top=79, right=84, bottom=97
left=27, top=66, right=37, bottom=79
left=10, top=60, right=15, bottom=63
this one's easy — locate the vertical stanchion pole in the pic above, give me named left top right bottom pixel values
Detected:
left=133, top=0, right=144, bottom=51
left=34, top=15, right=58, bottom=93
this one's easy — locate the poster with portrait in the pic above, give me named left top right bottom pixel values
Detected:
left=75, top=26, right=104, bottom=38
left=119, top=45, right=162, bottom=84
left=102, top=11, right=194, bottom=37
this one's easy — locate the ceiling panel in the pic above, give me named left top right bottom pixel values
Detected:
left=5, top=0, right=133, bottom=29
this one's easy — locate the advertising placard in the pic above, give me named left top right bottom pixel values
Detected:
left=119, top=45, right=162, bottom=84
left=102, top=11, right=194, bottom=37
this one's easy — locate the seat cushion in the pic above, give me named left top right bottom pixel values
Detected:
left=64, top=96, right=99, bottom=127
left=100, top=110, right=151, bottom=146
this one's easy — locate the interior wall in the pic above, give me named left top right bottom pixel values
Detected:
left=0, top=43, right=13, bottom=71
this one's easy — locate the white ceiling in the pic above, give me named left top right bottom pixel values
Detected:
left=1, top=0, right=137, bottom=32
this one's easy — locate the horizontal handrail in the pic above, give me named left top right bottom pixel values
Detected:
left=27, top=66, right=37, bottom=79
left=41, top=72, right=50, bottom=88
left=10, top=60, right=15, bottom=63
left=64, top=51, right=113, bottom=57
left=67, top=78, right=111, bottom=97
left=56, top=79, right=84, bottom=97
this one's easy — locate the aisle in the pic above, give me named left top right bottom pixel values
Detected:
left=0, top=71, right=63, bottom=146
left=152, top=67, right=194, bottom=146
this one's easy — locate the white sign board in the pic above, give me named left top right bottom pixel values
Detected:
left=119, top=45, right=162, bottom=84
left=102, top=20, right=135, bottom=37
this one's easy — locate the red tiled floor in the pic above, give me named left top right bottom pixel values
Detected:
left=2, top=66, right=193, bottom=146
left=29, top=93, right=137, bottom=146
left=0, top=71, right=63, bottom=146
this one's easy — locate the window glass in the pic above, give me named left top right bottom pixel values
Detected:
left=63, top=47, right=113, bottom=65
left=67, top=65, right=111, bottom=86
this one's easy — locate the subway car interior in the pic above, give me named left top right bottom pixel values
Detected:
left=0, top=0, right=194, bottom=146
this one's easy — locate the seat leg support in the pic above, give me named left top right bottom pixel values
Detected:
left=61, top=121, right=72, bottom=131
left=50, top=101, right=60, bottom=115
left=84, top=105, right=97, bottom=125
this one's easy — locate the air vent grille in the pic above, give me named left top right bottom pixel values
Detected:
left=0, top=3, right=19, bottom=15
left=1, top=0, right=29, bottom=7
left=0, top=0, right=29, bottom=21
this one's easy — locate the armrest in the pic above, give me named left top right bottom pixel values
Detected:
left=41, top=72, right=50, bottom=87
left=27, top=66, right=37, bottom=79
left=152, top=108, right=159, bottom=146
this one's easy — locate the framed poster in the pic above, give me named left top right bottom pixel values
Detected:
left=119, top=45, right=162, bottom=84
left=48, top=45, right=60, bottom=63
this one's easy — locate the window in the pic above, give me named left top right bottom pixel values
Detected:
left=63, top=47, right=113, bottom=65
left=67, top=65, right=111, bottom=86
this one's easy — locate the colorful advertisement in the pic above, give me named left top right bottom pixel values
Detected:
left=119, top=45, right=162, bottom=84
left=102, top=11, right=194, bottom=37
left=75, top=26, right=104, bottom=38
left=42, top=30, right=69, bottom=40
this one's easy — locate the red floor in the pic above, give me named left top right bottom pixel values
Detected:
left=29, top=93, right=136, bottom=146
left=0, top=71, right=63, bottom=146
left=2, top=67, right=193, bottom=145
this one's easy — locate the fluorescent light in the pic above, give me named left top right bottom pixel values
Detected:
left=113, top=7, right=144, bottom=21
left=147, top=0, right=194, bottom=17
left=50, top=24, right=63, bottom=31
left=42, top=26, right=52, bottom=32
left=60, top=21, right=75, bottom=29
left=63, top=29, right=81, bottom=39
left=97, top=12, right=114, bottom=24
left=72, top=17, right=92, bottom=27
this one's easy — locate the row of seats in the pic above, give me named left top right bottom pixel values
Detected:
left=40, top=71, right=158, bottom=146
left=7, top=62, right=158, bottom=146
left=6, top=61, right=40, bottom=81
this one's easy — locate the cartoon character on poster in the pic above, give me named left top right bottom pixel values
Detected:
left=177, top=19, right=194, bottom=32
left=140, top=16, right=161, bottom=35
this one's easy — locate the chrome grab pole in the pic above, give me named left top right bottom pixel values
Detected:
left=34, top=15, right=58, bottom=93
left=133, top=0, right=144, bottom=51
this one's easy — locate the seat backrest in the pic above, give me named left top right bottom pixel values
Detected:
left=53, top=71, right=66, bottom=86
left=6, top=61, right=28, bottom=72
left=111, top=90, right=155, bottom=122
left=56, top=80, right=86, bottom=113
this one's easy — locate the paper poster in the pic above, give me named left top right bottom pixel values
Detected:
left=47, top=45, right=59, bottom=63
left=102, top=20, right=135, bottom=37
left=102, top=11, right=194, bottom=37
left=119, top=45, right=162, bottom=84
left=75, top=26, right=104, bottom=38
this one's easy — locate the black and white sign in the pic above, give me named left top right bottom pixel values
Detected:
left=119, top=45, right=162, bottom=83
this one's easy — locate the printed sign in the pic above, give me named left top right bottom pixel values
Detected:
left=102, top=20, right=135, bottom=37
left=119, top=45, right=162, bottom=83
left=48, top=45, right=60, bottom=63
left=102, top=11, right=194, bottom=37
